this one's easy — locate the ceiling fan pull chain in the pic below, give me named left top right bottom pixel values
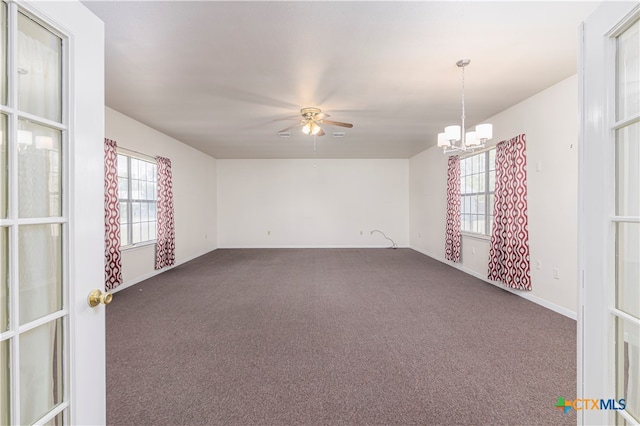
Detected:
left=313, top=134, right=318, bottom=167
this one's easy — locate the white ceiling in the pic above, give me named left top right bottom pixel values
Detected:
left=82, top=1, right=601, bottom=159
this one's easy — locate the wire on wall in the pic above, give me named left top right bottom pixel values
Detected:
left=370, top=230, right=398, bottom=249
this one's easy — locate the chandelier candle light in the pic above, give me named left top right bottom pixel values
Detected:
left=437, top=59, right=493, bottom=153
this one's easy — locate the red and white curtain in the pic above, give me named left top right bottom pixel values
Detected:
left=104, top=138, right=123, bottom=290
left=155, top=156, right=175, bottom=270
left=445, top=155, right=461, bottom=263
left=488, top=134, right=531, bottom=290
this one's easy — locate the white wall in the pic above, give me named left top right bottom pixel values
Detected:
left=410, top=75, right=579, bottom=317
left=105, top=107, right=218, bottom=288
left=409, top=147, right=448, bottom=256
left=218, top=159, right=409, bottom=248
left=106, top=77, right=579, bottom=316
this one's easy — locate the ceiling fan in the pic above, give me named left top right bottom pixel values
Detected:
left=278, top=107, right=353, bottom=137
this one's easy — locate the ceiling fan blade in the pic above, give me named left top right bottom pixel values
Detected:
left=316, top=128, right=326, bottom=137
left=315, top=112, right=330, bottom=120
left=319, top=119, right=353, bottom=128
left=278, top=122, right=303, bottom=133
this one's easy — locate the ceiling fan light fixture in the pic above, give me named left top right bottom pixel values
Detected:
left=302, top=121, right=321, bottom=136
left=279, top=107, right=352, bottom=138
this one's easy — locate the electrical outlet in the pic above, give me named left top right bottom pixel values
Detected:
left=536, top=260, right=541, bottom=270
left=471, top=247, right=476, bottom=254
left=267, top=230, right=271, bottom=236
left=553, top=268, right=560, bottom=279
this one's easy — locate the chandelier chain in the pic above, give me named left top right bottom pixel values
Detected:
left=461, top=63, right=466, bottom=122
left=461, top=64, right=466, bottom=147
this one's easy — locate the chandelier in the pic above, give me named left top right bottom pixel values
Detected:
left=437, top=59, right=492, bottom=153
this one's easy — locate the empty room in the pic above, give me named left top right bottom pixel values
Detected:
left=1, top=1, right=638, bottom=425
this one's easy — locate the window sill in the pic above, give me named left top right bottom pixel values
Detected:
left=121, top=240, right=156, bottom=252
left=461, top=232, right=491, bottom=242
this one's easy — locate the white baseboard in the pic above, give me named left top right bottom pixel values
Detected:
left=110, top=248, right=218, bottom=294
left=410, top=246, right=577, bottom=320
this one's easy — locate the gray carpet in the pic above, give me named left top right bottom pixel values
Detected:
left=106, top=248, right=576, bottom=425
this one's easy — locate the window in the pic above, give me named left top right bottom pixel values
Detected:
left=460, top=148, right=495, bottom=236
left=117, top=153, right=157, bottom=246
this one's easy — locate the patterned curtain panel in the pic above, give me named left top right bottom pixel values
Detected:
left=445, top=155, right=461, bottom=263
left=104, top=138, right=123, bottom=290
left=488, top=134, right=531, bottom=291
left=155, top=156, right=176, bottom=270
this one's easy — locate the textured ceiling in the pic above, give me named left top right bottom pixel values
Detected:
left=83, top=1, right=601, bottom=159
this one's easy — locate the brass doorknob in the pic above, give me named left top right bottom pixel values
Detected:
left=88, top=289, right=113, bottom=307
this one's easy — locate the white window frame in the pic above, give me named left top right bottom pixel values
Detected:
left=116, top=149, right=157, bottom=249
left=460, top=147, right=495, bottom=238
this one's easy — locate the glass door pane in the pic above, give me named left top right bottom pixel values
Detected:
left=0, top=339, right=9, bottom=426
left=44, top=412, right=63, bottom=426
left=0, top=2, right=6, bottom=106
left=0, top=114, right=6, bottom=218
left=17, top=13, right=61, bottom=122
left=616, top=222, right=640, bottom=318
left=616, top=122, right=640, bottom=217
left=616, top=317, right=640, bottom=423
left=17, top=120, right=61, bottom=218
left=18, top=224, right=62, bottom=325
left=19, top=318, right=63, bottom=425
left=0, top=226, right=7, bottom=331
left=617, top=19, right=639, bottom=121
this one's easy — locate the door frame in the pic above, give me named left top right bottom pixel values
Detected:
left=578, top=2, right=640, bottom=425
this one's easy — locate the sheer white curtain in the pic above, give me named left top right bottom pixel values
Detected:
left=17, top=20, right=60, bottom=121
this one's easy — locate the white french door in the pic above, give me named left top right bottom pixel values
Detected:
left=0, top=1, right=104, bottom=425
left=580, top=2, right=639, bottom=425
